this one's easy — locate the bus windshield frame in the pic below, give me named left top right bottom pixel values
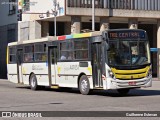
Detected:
left=106, top=30, right=151, bottom=68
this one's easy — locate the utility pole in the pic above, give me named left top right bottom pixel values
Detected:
left=92, top=0, right=95, bottom=31
left=52, top=0, right=59, bottom=37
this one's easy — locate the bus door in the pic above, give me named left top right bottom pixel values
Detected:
left=17, top=49, right=23, bottom=83
left=91, top=43, right=103, bottom=88
left=48, top=46, right=58, bottom=85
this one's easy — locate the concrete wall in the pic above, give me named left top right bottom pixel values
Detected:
left=29, top=21, right=41, bottom=39
left=18, top=21, right=30, bottom=41
left=18, top=21, right=41, bottom=41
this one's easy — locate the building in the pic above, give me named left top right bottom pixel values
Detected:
left=0, top=0, right=18, bottom=78
left=18, top=0, right=66, bottom=41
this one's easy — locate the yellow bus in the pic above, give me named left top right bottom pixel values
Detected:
left=7, top=29, right=152, bottom=95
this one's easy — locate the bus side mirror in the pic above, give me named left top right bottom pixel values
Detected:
left=107, top=46, right=110, bottom=51
left=102, top=32, right=109, bottom=43
left=103, top=41, right=109, bottom=51
left=106, top=44, right=109, bottom=51
left=102, top=32, right=109, bottom=50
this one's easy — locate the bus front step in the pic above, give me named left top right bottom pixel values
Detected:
left=50, top=85, right=59, bottom=89
left=94, top=87, right=103, bottom=90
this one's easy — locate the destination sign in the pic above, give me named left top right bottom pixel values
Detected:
left=108, top=31, right=146, bottom=39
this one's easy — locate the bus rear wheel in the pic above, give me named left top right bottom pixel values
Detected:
left=117, top=88, right=130, bottom=96
left=79, top=75, right=91, bottom=95
left=30, top=74, right=39, bottom=90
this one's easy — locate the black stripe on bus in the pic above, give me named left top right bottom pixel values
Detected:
left=9, top=74, right=92, bottom=77
left=57, top=74, right=92, bottom=77
left=8, top=74, right=17, bottom=75
left=23, top=74, right=48, bottom=76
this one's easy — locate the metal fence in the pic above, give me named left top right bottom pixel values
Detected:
left=67, top=0, right=160, bottom=11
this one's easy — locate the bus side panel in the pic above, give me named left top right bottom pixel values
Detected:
left=88, top=77, right=94, bottom=89
left=35, top=75, right=49, bottom=86
left=56, top=62, right=93, bottom=89
left=22, top=63, right=49, bottom=86
left=7, top=64, right=18, bottom=83
left=22, top=74, right=30, bottom=85
left=56, top=62, right=78, bottom=88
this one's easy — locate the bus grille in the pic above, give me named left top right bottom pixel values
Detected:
left=111, top=66, right=150, bottom=80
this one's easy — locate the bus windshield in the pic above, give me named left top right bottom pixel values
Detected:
left=108, top=39, right=150, bottom=66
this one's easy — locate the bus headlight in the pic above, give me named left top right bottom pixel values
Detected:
left=147, top=67, right=152, bottom=77
left=108, top=70, right=115, bottom=78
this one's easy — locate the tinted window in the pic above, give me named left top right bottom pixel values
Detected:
left=9, top=47, right=16, bottom=63
left=24, top=45, right=34, bottom=62
left=34, top=44, right=47, bottom=62
left=59, top=38, right=89, bottom=61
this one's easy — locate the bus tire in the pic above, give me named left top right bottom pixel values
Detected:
left=117, top=88, right=130, bottom=96
left=30, top=74, right=39, bottom=90
left=79, top=75, right=91, bottom=95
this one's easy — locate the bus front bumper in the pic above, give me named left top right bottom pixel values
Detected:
left=106, top=75, right=152, bottom=89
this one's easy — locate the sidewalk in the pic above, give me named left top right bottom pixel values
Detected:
left=152, top=77, right=160, bottom=81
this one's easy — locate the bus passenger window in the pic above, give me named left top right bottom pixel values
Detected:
left=9, top=47, right=16, bottom=63
left=60, top=51, right=68, bottom=60
left=24, top=55, right=28, bottom=62
left=83, top=51, right=88, bottom=59
left=24, top=45, right=34, bottom=62
left=24, top=54, right=33, bottom=62
left=60, top=54, right=66, bottom=60
left=34, top=43, right=47, bottom=62
left=68, top=52, right=74, bottom=60
left=42, top=54, right=47, bottom=61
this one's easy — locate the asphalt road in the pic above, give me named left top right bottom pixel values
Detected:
left=0, top=79, right=160, bottom=120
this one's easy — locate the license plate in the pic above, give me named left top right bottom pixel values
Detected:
left=128, top=81, right=136, bottom=85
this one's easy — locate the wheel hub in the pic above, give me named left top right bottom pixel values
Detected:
left=31, top=78, right=36, bottom=87
left=81, top=79, right=88, bottom=92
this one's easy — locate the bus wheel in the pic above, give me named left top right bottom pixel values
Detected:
left=30, top=74, right=38, bottom=90
left=117, top=88, right=130, bottom=96
left=79, top=75, right=90, bottom=95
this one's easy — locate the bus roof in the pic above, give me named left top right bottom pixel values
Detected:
left=8, top=29, right=146, bottom=46
left=8, top=31, right=102, bottom=46
left=8, top=37, right=54, bottom=46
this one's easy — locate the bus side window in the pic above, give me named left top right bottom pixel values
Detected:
left=24, top=53, right=33, bottom=62
left=9, top=47, right=16, bottom=63
left=74, top=39, right=89, bottom=60
left=61, top=54, right=67, bottom=60
left=24, top=54, right=29, bottom=62
left=24, top=45, right=34, bottom=62
left=42, top=54, right=47, bottom=61
left=34, top=43, right=47, bottom=62
left=83, top=51, right=88, bottom=59
left=68, top=52, right=74, bottom=60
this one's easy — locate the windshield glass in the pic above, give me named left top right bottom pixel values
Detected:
left=107, top=39, right=150, bottom=66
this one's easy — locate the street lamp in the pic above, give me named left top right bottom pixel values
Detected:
left=52, top=0, right=60, bottom=37
left=92, top=0, right=95, bottom=31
